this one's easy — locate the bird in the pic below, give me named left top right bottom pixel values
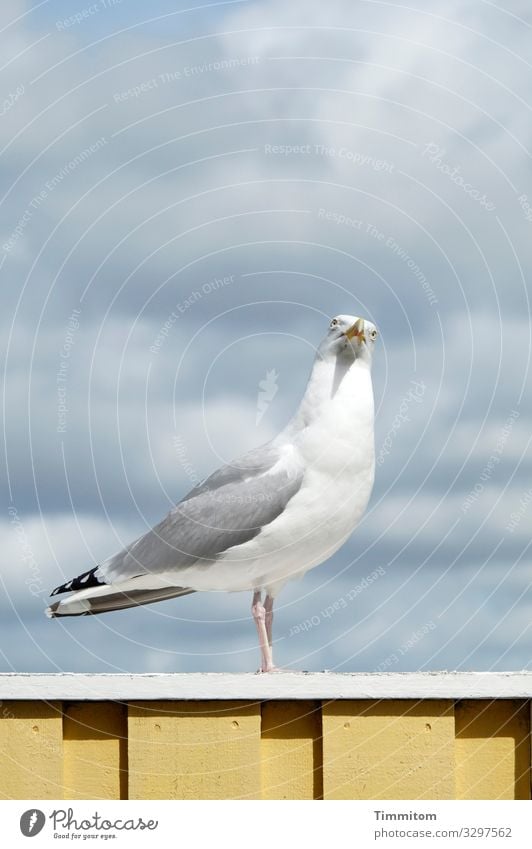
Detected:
left=46, top=314, right=378, bottom=672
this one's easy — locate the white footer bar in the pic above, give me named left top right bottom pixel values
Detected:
left=2, top=799, right=529, bottom=848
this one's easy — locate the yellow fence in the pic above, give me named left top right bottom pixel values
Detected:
left=0, top=674, right=530, bottom=800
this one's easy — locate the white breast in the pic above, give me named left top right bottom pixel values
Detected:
left=179, top=357, right=375, bottom=594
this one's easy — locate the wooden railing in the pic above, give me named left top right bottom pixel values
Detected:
left=0, top=673, right=530, bottom=800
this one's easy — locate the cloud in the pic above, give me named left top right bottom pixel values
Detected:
left=1, top=0, right=531, bottom=671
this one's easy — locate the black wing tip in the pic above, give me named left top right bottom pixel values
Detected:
left=49, top=566, right=105, bottom=597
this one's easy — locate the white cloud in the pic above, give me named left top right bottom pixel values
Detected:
left=1, top=0, right=531, bottom=672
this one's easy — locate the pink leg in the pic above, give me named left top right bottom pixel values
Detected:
left=252, top=591, right=275, bottom=672
left=264, top=594, right=274, bottom=649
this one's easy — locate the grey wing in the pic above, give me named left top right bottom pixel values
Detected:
left=98, top=441, right=303, bottom=583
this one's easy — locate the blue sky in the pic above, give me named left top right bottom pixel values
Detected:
left=1, top=0, right=532, bottom=673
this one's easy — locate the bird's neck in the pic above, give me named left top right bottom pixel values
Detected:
left=286, top=352, right=372, bottom=432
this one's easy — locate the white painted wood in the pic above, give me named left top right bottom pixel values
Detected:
left=0, top=672, right=532, bottom=700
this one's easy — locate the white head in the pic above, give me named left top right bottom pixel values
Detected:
left=318, top=314, right=378, bottom=365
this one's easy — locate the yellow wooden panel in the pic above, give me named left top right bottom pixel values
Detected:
left=322, top=699, right=455, bottom=799
left=0, top=700, right=62, bottom=799
left=63, top=702, right=127, bottom=800
left=128, top=700, right=261, bottom=799
left=455, top=700, right=530, bottom=800
left=261, top=700, right=322, bottom=799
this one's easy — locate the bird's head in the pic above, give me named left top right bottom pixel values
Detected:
left=319, top=314, right=378, bottom=363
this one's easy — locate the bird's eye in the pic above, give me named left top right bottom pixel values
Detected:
left=330, top=318, right=339, bottom=329
left=369, top=329, right=378, bottom=340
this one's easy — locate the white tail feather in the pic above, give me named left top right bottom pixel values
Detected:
left=46, top=574, right=193, bottom=617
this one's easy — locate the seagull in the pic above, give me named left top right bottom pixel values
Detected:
left=47, top=315, right=377, bottom=672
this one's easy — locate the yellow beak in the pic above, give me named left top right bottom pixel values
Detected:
left=345, top=318, right=365, bottom=343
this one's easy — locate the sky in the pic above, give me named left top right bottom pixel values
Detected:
left=1, top=0, right=532, bottom=674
